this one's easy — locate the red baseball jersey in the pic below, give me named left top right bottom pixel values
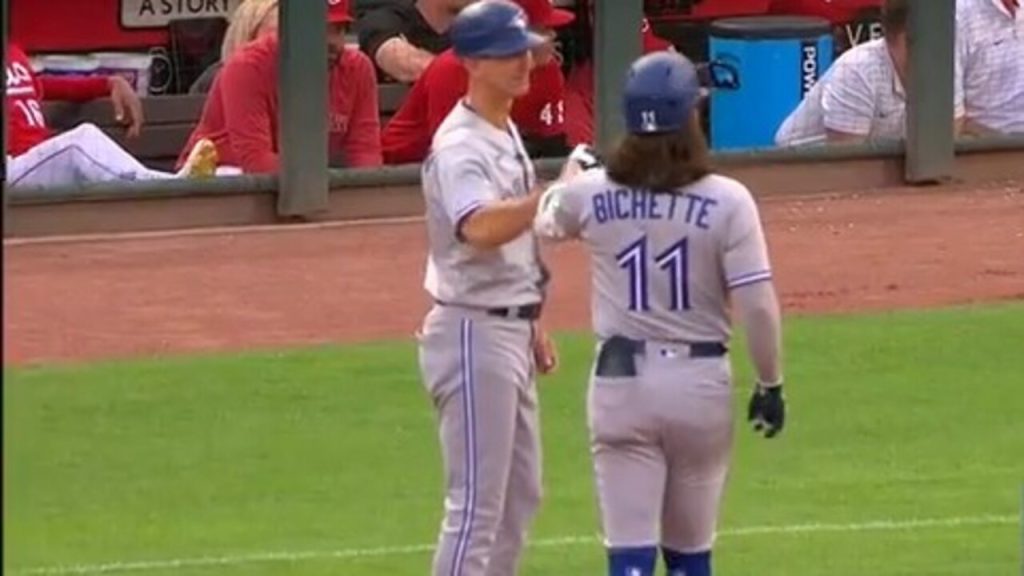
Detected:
left=179, top=36, right=382, bottom=173
left=5, top=43, right=48, bottom=156
left=512, top=59, right=567, bottom=140
left=381, top=49, right=566, bottom=165
left=5, top=42, right=110, bottom=156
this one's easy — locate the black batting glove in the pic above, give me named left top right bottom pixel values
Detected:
left=747, top=383, right=785, bottom=439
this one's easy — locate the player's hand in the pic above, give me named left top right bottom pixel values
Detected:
left=532, top=323, right=558, bottom=375
left=557, top=156, right=584, bottom=182
left=747, top=383, right=785, bottom=438
left=555, top=145, right=592, bottom=182
left=565, top=144, right=603, bottom=175
left=108, top=75, right=144, bottom=138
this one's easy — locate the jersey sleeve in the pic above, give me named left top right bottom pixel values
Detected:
left=563, top=63, right=594, bottom=147
left=820, top=58, right=876, bottom=136
left=424, top=57, right=469, bottom=135
left=432, top=145, right=499, bottom=232
left=357, top=7, right=404, bottom=61
left=534, top=180, right=586, bottom=242
left=38, top=75, right=110, bottom=102
left=722, top=188, right=773, bottom=290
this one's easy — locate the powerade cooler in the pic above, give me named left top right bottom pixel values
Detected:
left=708, top=16, right=833, bottom=150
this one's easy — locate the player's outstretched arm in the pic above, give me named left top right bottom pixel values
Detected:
left=732, top=280, right=785, bottom=438
left=460, top=189, right=545, bottom=250
left=453, top=154, right=584, bottom=249
left=534, top=146, right=601, bottom=241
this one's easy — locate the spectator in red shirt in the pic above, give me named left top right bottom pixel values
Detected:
left=5, top=42, right=216, bottom=187
left=179, top=0, right=382, bottom=174
left=381, top=0, right=575, bottom=164
left=564, top=17, right=675, bottom=147
left=190, top=0, right=280, bottom=95
left=221, top=0, right=280, bottom=61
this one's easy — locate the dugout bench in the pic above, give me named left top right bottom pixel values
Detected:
left=40, top=83, right=411, bottom=173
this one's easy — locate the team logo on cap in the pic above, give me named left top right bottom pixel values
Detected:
left=512, top=14, right=527, bottom=29
left=640, top=110, right=659, bottom=133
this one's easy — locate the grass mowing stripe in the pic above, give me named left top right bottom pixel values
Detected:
left=11, top=514, right=1018, bottom=575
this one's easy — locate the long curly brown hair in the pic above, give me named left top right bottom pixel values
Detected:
left=606, top=109, right=712, bottom=191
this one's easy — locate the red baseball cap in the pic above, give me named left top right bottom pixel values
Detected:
left=514, top=0, right=576, bottom=28
left=327, top=0, right=354, bottom=24
left=642, top=18, right=673, bottom=53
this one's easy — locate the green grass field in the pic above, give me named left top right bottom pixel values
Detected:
left=5, top=303, right=1024, bottom=575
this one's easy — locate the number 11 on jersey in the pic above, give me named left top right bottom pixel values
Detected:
left=616, top=235, right=691, bottom=312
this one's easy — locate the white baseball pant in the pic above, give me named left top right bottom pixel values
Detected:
left=5, top=123, right=175, bottom=187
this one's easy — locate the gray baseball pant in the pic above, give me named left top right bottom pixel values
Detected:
left=418, top=304, right=542, bottom=576
left=588, top=338, right=734, bottom=553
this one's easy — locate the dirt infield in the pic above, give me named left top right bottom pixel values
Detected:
left=4, top=182, right=1022, bottom=365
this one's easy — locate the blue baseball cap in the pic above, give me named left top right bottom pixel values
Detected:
left=451, top=0, right=547, bottom=58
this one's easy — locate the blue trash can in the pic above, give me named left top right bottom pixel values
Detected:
left=708, top=16, right=834, bottom=150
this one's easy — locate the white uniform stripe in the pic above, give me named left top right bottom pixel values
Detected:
left=455, top=201, right=485, bottom=222
left=7, top=86, right=36, bottom=96
left=450, top=319, right=477, bottom=576
left=728, top=270, right=773, bottom=288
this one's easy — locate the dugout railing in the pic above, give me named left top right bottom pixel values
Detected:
left=7, top=136, right=1024, bottom=239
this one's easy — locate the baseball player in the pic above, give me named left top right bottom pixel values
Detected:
left=535, top=51, right=785, bottom=576
left=381, top=0, right=575, bottom=164
left=5, top=42, right=216, bottom=187
left=416, top=2, right=581, bottom=574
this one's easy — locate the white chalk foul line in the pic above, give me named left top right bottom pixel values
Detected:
left=10, top=514, right=1016, bottom=575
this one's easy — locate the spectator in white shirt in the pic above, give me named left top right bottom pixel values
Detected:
left=776, top=0, right=965, bottom=146
left=956, top=0, right=1024, bottom=135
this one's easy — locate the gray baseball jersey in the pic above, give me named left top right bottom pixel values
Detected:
left=536, top=169, right=773, bottom=553
left=418, top=101, right=546, bottom=576
left=422, top=102, right=546, bottom=308
left=536, top=169, right=772, bottom=342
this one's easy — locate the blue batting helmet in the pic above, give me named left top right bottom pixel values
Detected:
left=623, top=51, right=702, bottom=135
left=451, top=0, right=546, bottom=59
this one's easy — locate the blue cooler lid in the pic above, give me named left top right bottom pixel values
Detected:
left=710, top=16, right=832, bottom=40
